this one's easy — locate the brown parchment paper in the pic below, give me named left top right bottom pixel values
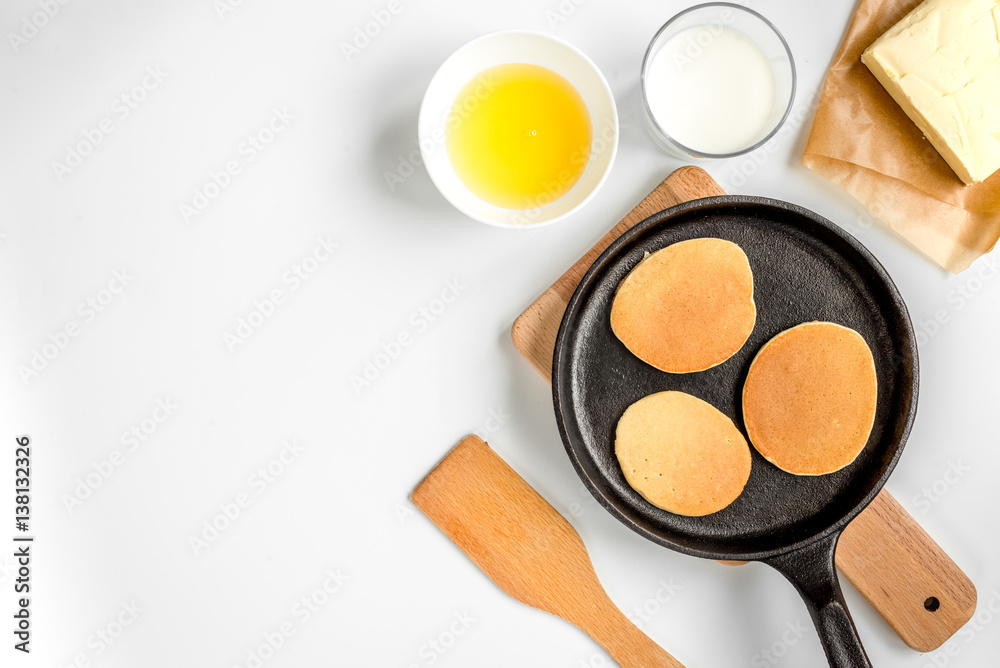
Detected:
left=803, top=0, right=1000, bottom=273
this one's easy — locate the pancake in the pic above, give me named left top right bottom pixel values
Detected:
left=615, top=391, right=752, bottom=516
left=610, top=238, right=755, bottom=373
left=742, top=321, right=878, bottom=476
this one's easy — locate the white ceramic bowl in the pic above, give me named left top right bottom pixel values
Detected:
left=418, top=30, right=618, bottom=228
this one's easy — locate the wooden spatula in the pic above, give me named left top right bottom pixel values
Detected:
left=412, top=435, right=684, bottom=668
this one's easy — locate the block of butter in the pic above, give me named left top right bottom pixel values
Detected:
left=862, top=0, right=1000, bottom=185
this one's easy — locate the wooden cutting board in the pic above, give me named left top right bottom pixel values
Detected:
left=510, top=166, right=976, bottom=652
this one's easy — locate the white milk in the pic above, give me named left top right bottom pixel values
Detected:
left=645, top=25, right=776, bottom=154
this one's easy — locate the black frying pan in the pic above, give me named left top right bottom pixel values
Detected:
left=552, top=196, right=918, bottom=668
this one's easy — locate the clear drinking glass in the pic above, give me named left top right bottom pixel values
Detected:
left=640, top=3, right=796, bottom=159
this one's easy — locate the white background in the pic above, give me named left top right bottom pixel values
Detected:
left=2, top=0, right=999, bottom=667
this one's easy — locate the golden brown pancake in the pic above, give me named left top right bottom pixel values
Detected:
left=610, top=238, right=755, bottom=373
left=742, top=322, right=878, bottom=476
left=615, top=391, right=752, bottom=516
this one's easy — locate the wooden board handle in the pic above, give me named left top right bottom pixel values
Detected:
left=412, top=436, right=684, bottom=667
left=510, top=166, right=976, bottom=651
left=839, top=490, right=976, bottom=652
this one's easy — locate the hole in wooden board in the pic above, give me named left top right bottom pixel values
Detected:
left=924, top=596, right=941, bottom=612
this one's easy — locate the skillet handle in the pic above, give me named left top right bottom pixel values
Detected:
left=764, top=533, right=872, bottom=668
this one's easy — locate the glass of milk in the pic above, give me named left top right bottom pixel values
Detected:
left=641, top=3, right=796, bottom=159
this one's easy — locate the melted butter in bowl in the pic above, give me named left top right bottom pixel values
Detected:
left=446, top=63, right=592, bottom=211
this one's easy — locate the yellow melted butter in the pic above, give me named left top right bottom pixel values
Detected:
left=446, top=63, right=593, bottom=210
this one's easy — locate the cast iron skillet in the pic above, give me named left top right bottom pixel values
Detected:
left=552, top=196, right=918, bottom=668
